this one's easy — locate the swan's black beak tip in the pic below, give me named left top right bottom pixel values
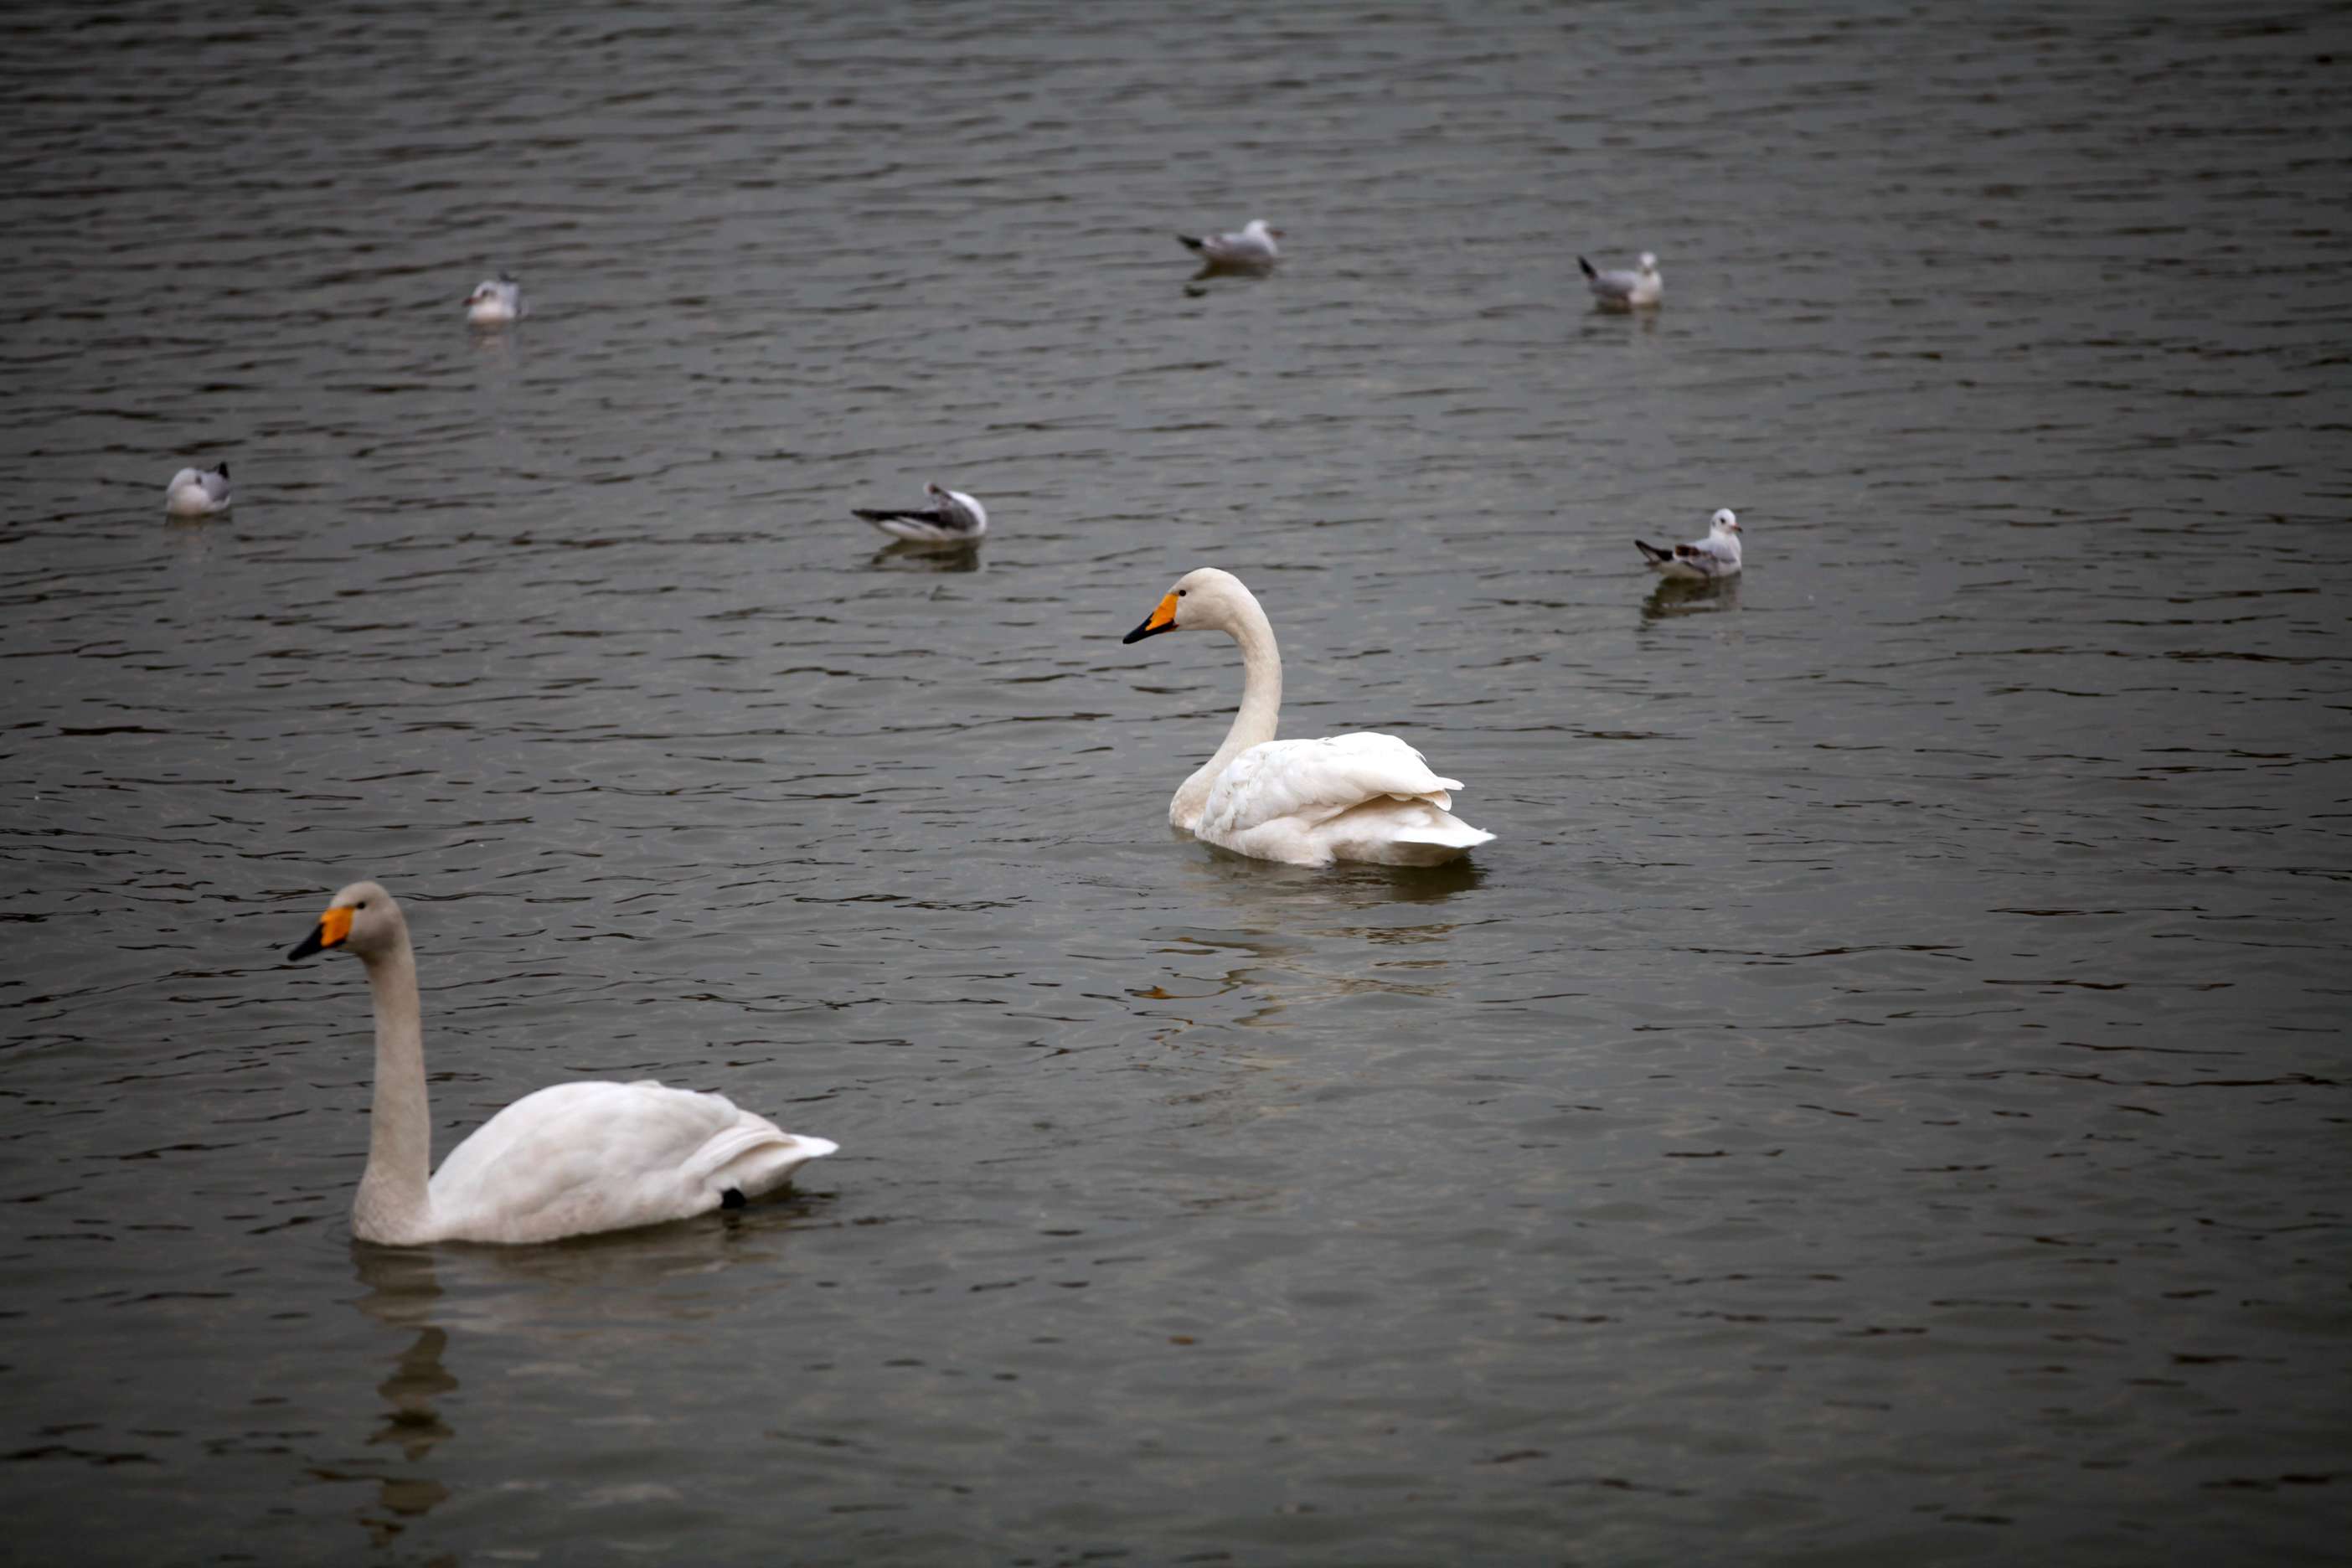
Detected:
left=1122, top=617, right=1174, bottom=645
left=286, top=927, right=324, bottom=962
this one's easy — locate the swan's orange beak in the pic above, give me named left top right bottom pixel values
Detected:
left=1122, top=591, right=1180, bottom=644
left=287, top=905, right=353, bottom=961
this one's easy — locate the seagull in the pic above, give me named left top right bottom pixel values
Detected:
left=852, top=482, right=988, bottom=544
left=1178, top=219, right=1282, bottom=267
left=164, top=461, right=232, bottom=518
left=1636, top=508, right=1742, bottom=580
left=1579, top=251, right=1663, bottom=309
left=465, top=274, right=524, bottom=326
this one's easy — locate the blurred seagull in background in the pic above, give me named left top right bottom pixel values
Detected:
left=1178, top=219, right=1282, bottom=267
left=1579, top=251, right=1662, bottom=309
left=164, top=461, right=231, bottom=518
left=466, top=274, right=524, bottom=326
left=1637, top=509, right=1742, bottom=580
left=853, top=482, right=989, bottom=544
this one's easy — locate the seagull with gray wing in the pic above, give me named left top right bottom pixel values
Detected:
left=1178, top=218, right=1282, bottom=268
left=1636, top=509, right=1742, bottom=580
left=853, top=482, right=989, bottom=544
left=1579, top=250, right=1663, bottom=309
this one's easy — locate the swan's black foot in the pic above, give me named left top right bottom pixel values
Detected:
left=720, top=1188, right=747, bottom=1210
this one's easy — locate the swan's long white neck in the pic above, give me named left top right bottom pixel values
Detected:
left=353, top=926, right=436, bottom=1244
left=1173, top=587, right=1282, bottom=828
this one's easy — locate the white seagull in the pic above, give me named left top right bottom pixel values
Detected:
left=1178, top=219, right=1282, bottom=267
left=164, top=462, right=232, bottom=518
left=852, top=482, right=988, bottom=544
left=465, top=274, right=524, bottom=326
left=1579, top=251, right=1663, bottom=309
left=1637, top=509, right=1743, bottom=580
left=285, top=880, right=836, bottom=1246
left=1122, top=567, right=1493, bottom=868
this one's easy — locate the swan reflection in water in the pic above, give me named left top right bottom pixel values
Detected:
left=1138, top=850, right=1483, bottom=1034
left=1640, top=574, right=1741, bottom=624
left=346, top=1246, right=454, bottom=1545
left=335, top=1198, right=830, bottom=1549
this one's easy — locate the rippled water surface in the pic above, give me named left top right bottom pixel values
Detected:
left=4, top=2, right=2349, bottom=1561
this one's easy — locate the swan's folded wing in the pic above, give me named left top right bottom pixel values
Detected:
left=427, top=1081, right=819, bottom=1240
left=1201, top=732, right=1461, bottom=836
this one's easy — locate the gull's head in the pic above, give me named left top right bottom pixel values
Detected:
left=1711, top=508, right=1740, bottom=535
left=1248, top=219, right=1283, bottom=240
left=1639, top=252, right=1659, bottom=274
left=925, top=482, right=946, bottom=500
left=286, top=880, right=404, bottom=962
left=1122, top=567, right=1257, bottom=644
left=467, top=277, right=521, bottom=324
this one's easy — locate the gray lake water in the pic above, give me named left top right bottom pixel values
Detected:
left=3, top=2, right=2349, bottom=1562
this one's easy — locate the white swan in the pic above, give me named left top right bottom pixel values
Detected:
left=1579, top=250, right=1663, bottom=309
left=852, top=482, right=988, bottom=544
left=1636, top=508, right=1742, bottom=580
left=465, top=274, right=524, bottom=326
left=1177, top=218, right=1282, bottom=267
left=164, top=462, right=231, bottom=518
left=1121, top=568, right=1494, bottom=868
left=285, top=881, right=835, bottom=1246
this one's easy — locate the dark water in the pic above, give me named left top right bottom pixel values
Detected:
left=3, top=2, right=2349, bottom=1562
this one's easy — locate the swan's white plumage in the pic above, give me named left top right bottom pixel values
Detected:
left=1122, top=568, right=1493, bottom=868
left=420, top=1081, right=825, bottom=1244
left=164, top=463, right=231, bottom=517
left=1199, top=733, right=1457, bottom=835
left=289, top=880, right=833, bottom=1246
left=1199, top=734, right=1483, bottom=868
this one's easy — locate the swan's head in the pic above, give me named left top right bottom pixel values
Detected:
left=1710, top=508, right=1741, bottom=535
left=286, top=880, right=405, bottom=962
left=1122, top=567, right=1261, bottom=644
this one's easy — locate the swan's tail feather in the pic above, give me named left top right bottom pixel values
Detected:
left=684, top=1111, right=838, bottom=1201
left=1337, top=800, right=1495, bottom=864
left=715, top=1133, right=837, bottom=1201
left=1393, top=818, right=1495, bottom=849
